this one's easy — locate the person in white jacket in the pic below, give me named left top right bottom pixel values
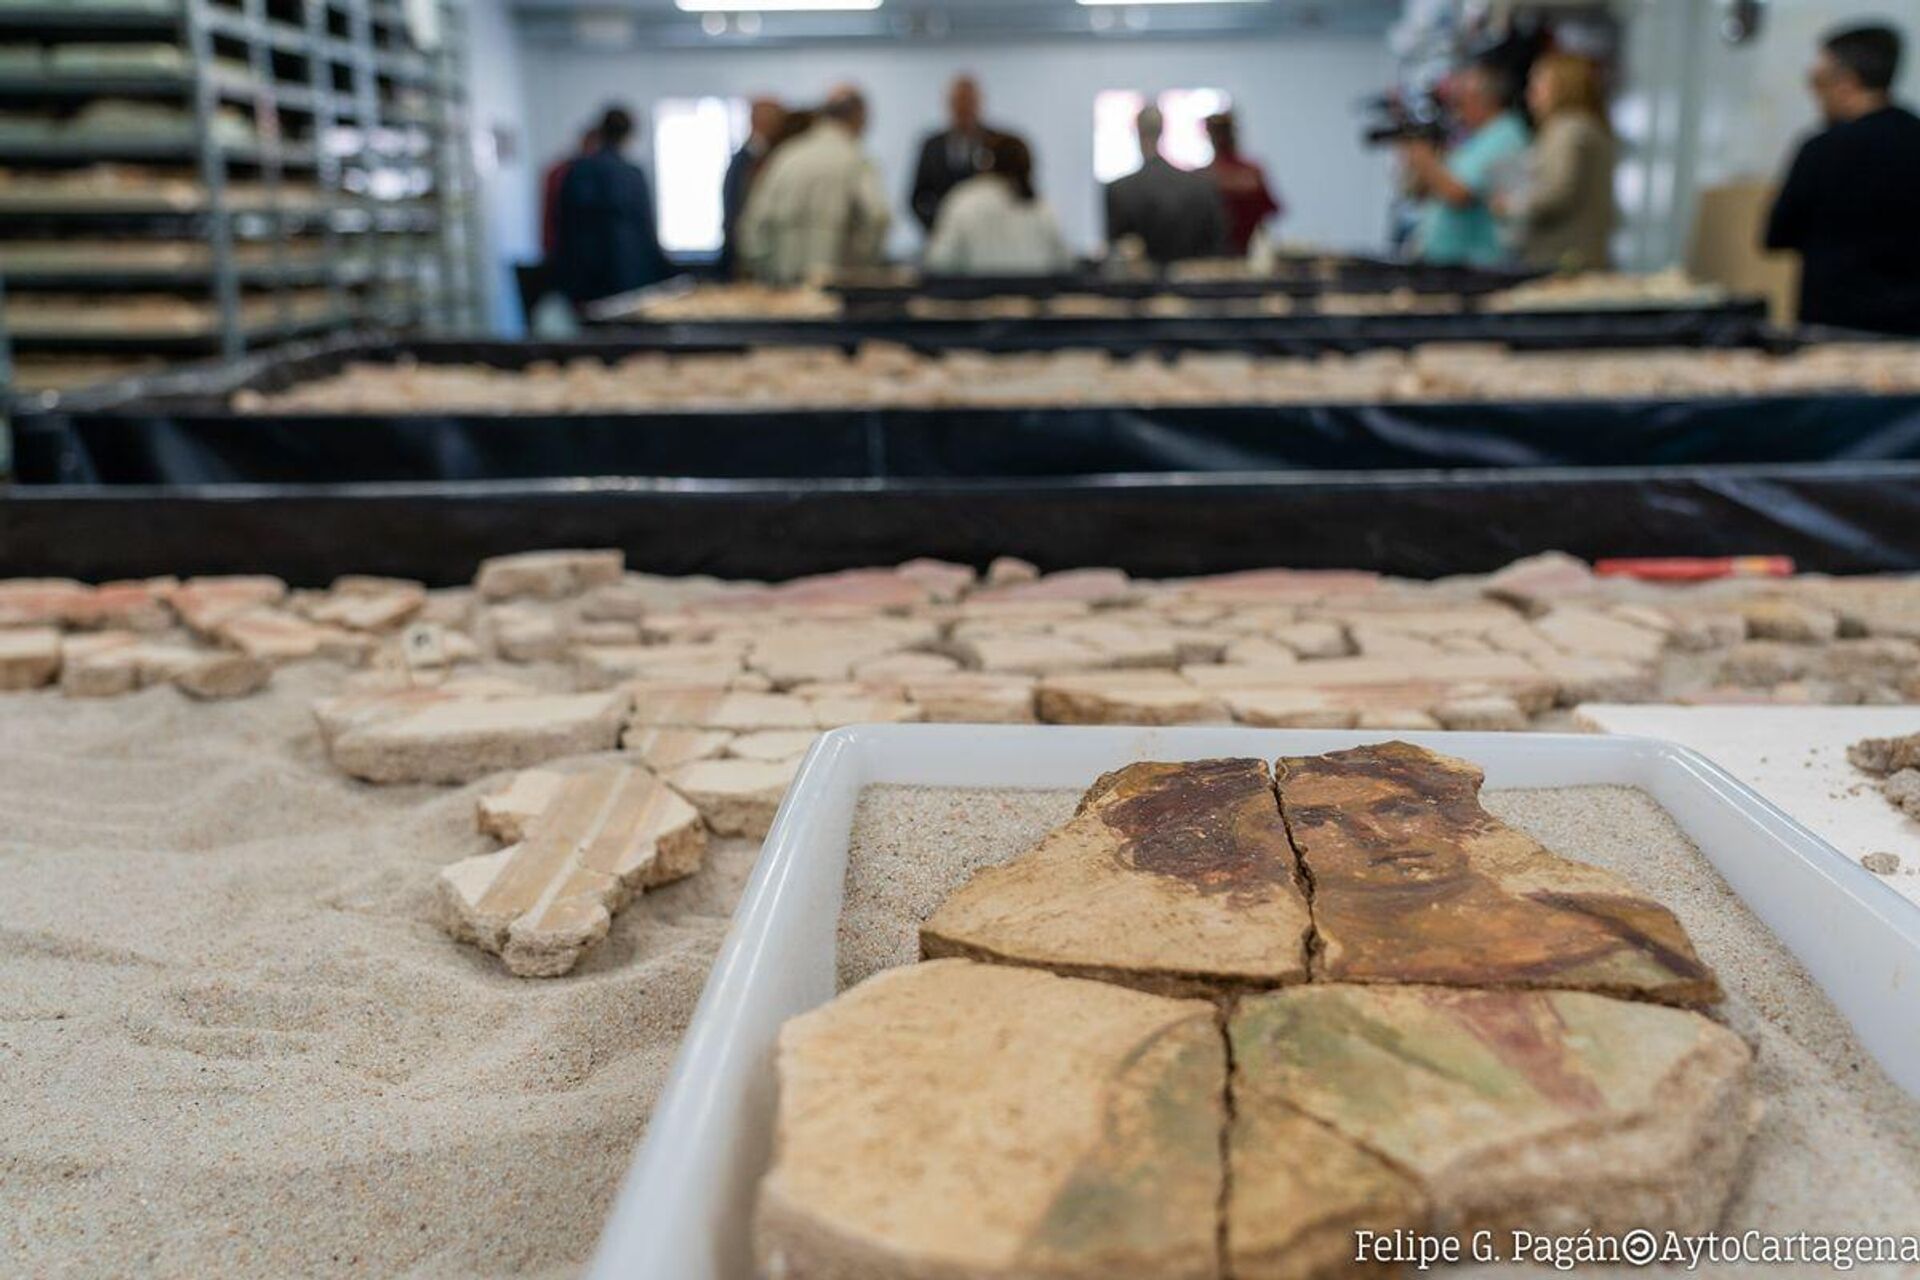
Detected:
left=924, top=134, right=1075, bottom=276
left=739, top=87, right=891, bottom=286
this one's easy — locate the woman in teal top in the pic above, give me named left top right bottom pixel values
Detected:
left=1400, top=61, right=1531, bottom=267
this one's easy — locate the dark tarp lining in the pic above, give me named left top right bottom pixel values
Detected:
left=4, top=464, right=1920, bottom=586
left=585, top=260, right=1549, bottom=322
left=582, top=303, right=1770, bottom=347
left=16, top=395, right=1920, bottom=486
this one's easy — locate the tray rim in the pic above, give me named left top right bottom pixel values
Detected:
left=587, top=723, right=1920, bottom=1280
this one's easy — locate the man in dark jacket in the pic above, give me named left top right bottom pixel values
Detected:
left=1765, top=23, right=1920, bottom=334
left=554, top=105, right=670, bottom=308
left=719, top=97, right=784, bottom=279
left=1105, top=105, right=1227, bottom=266
left=908, top=75, right=1007, bottom=234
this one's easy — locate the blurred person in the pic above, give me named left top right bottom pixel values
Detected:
left=553, top=105, right=669, bottom=307
left=1201, top=111, right=1283, bottom=256
left=739, top=87, right=891, bottom=285
left=766, top=106, right=816, bottom=155
left=1400, top=59, right=1530, bottom=266
left=1502, top=53, right=1616, bottom=271
left=1766, top=23, right=1920, bottom=334
left=719, top=97, right=785, bottom=279
left=925, top=133, right=1073, bottom=276
left=1104, top=105, right=1227, bottom=266
left=909, top=75, right=1010, bottom=233
left=540, top=123, right=597, bottom=260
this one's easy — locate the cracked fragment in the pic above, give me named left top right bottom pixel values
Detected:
left=319, top=688, right=630, bottom=784
left=901, top=673, right=1036, bottom=723
left=1278, top=741, right=1720, bottom=1004
left=1227, top=1069, right=1425, bottom=1280
left=169, top=575, right=287, bottom=637
left=669, top=756, right=800, bottom=837
left=54, top=635, right=270, bottom=700
left=441, top=762, right=704, bottom=976
left=1230, top=985, right=1755, bottom=1250
left=170, top=650, right=272, bottom=700
left=217, top=607, right=365, bottom=664
left=475, top=549, right=623, bottom=601
left=0, top=627, right=61, bottom=690
left=487, top=604, right=567, bottom=663
left=619, top=724, right=732, bottom=772
left=58, top=633, right=144, bottom=697
left=726, top=729, right=818, bottom=764
left=1434, top=694, right=1528, bottom=731
left=0, top=578, right=91, bottom=628
left=1186, top=654, right=1555, bottom=713
left=756, top=960, right=1221, bottom=1280
left=297, top=576, right=427, bottom=632
left=923, top=758, right=1311, bottom=997
left=1036, top=672, right=1227, bottom=725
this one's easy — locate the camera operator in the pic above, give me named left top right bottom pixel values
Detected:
left=1398, top=59, right=1530, bottom=267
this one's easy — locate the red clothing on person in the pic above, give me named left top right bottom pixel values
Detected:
left=541, top=156, right=574, bottom=259
left=1206, top=151, right=1282, bottom=255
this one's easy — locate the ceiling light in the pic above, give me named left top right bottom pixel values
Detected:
left=677, top=0, right=880, bottom=11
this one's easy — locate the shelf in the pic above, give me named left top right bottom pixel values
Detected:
left=0, top=194, right=344, bottom=219
left=0, top=136, right=319, bottom=166
left=373, top=50, right=428, bottom=83
left=0, top=257, right=349, bottom=288
left=200, top=10, right=312, bottom=56
left=0, top=0, right=480, bottom=365
left=9, top=305, right=356, bottom=348
left=0, top=6, right=180, bottom=36
left=0, top=76, right=269, bottom=110
left=0, top=134, right=203, bottom=161
left=0, top=72, right=190, bottom=96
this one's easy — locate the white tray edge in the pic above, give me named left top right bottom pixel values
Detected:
left=588, top=724, right=1920, bottom=1280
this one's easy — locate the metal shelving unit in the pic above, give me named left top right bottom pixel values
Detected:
left=0, top=0, right=480, bottom=395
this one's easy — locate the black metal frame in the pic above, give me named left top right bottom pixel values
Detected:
left=6, top=462, right=1920, bottom=586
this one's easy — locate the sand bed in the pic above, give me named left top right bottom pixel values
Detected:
left=844, top=783, right=1920, bottom=1279
left=7, top=660, right=1919, bottom=1279
left=0, top=665, right=762, bottom=1277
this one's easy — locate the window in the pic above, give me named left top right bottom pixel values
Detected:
left=1092, top=87, right=1232, bottom=183
left=652, top=96, right=748, bottom=255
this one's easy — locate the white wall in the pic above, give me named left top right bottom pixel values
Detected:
left=516, top=35, right=1400, bottom=260
left=465, top=0, right=537, bottom=334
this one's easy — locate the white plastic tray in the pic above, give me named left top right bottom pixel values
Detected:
left=587, top=725, right=1920, bottom=1280
left=1576, top=705, right=1920, bottom=909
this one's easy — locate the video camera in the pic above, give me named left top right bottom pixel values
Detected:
left=1359, top=93, right=1448, bottom=147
